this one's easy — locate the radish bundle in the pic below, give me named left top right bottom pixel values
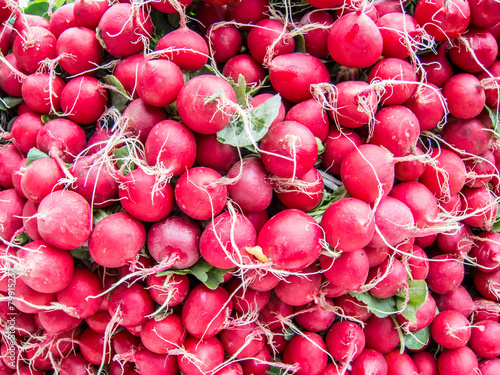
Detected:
left=1, top=0, right=500, bottom=374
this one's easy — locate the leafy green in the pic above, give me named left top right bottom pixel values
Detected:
left=229, top=74, right=248, bottom=108
left=216, top=94, right=282, bottom=148
left=0, top=97, right=23, bottom=111
left=70, top=247, right=91, bottom=260
left=396, top=280, right=428, bottom=323
left=112, top=145, right=135, bottom=174
left=156, top=259, right=231, bottom=290
left=307, top=185, right=348, bottom=223
left=403, top=326, right=431, bottom=351
left=492, top=205, right=500, bottom=232
left=26, top=148, right=50, bottom=166
left=348, top=291, right=398, bottom=318
left=204, top=88, right=223, bottom=105
left=15, top=232, right=31, bottom=245
left=294, top=34, right=307, bottom=54
left=102, top=75, right=130, bottom=112
left=182, top=64, right=218, bottom=83
left=24, top=0, right=50, bottom=19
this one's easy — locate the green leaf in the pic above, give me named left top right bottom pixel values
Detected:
left=229, top=74, right=248, bottom=108
left=102, top=75, right=130, bottom=112
left=486, top=106, right=500, bottom=136
left=396, top=280, right=428, bottom=323
left=294, top=34, right=307, bottom=53
left=70, top=247, right=90, bottom=260
left=112, top=145, right=135, bottom=174
left=26, top=148, right=50, bottom=166
left=492, top=205, right=500, bottom=232
left=24, top=0, right=50, bottom=19
left=216, top=94, right=282, bottom=148
left=403, top=325, right=431, bottom=351
left=182, top=65, right=218, bottom=83
left=349, top=291, right=398, bottom=318
left=204, top=88, right=223, bottom=105
left=15, top=232, right=31, bottom=245
left=156, top=258, right=231, bottom=290
left=0, top=97, right=23, bottom=110
left=151, top=9, right=170, bottom=39
left=41, top=114, right=58, bottom=124
left=308, top=185, right=348, bottom=223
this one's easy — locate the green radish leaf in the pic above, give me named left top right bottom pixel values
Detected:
left=294, top=34, right=307, bottom=54
left=156, top=259, right=231, bottom=290
left=348, top=291, right=398, bottom=318
left=151, top=9, right=170, bottom=39
left=0, top=97, right=23, bottom=110
left=396, top=279, right=428, bottom=323
left=403, top=325, right=431, bottom=351
left=41, top=114, right=58, bottom=124
left=112, top=145, right=135, bottom=174
left=24, top=0, right=51, bottom=19
left=228, top=74, right=249, bottom=108
left=15, top=232, right=31, bottom=245
left=102, top=75, right=129, bottom=112
left=486, top=106, right=500, bottom=136
left=182, top=64, right=218, bottom=83
left=26, top=148, right=50, bottom=166
left=216, top=94, right=281, bottom=148
left=491, top=205, right=500, bottom=232
left=307, top=185, right=348, bottom=223
left=204, top=88, right=223, bottom=104
left=70, top=247, right=91, bottom=260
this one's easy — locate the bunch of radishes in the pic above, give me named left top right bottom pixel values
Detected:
left=1, top=0, right=500, bottom=374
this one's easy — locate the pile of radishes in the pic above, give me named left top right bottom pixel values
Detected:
left=1, top=0, right=500, bottom=373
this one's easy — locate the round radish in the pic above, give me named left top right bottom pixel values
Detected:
left=22, top=73, right=65, bottom=115
left=108, top=283, right=154, bottom=328
left=56, top=27, right=102, bottom=76
left=283, top=331, right=328, bottom=375
left=403, top=83, right=445, bottom=131
left=205, top=24, right=242, bottom=63
left=320, top=250, right=370, bottom=292
left=274, top=167, right=324, bottom=212
left=13, top=27, right=56, bottom=73
left=325, top=321, right=365, bottom=363
left=137, top=59, right=184, bottom=107
left=222, top=54, right=266, bottom=86
left=449, top=29, right=498, bottom=73
left=414, top=0, right=470, bottom=41
left=246, top=18, right=295, bottom=63
left=442, top=73, right=485, bottom=120
left=177, top=335, right=224, bottom=375
left=427, top=254, right=464, bottom=295
left=367, top=257, right=408, bottom=298
left=140, top=314, right=186, bottom=354
left=274, top=265, right=322, bottom=307
left=331, top=81, right=378, bottom=129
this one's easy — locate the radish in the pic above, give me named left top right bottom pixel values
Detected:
left=258, top=293, right=294, bottom=330
left=469, top=0, right=500, bottom=27
left=246, top=18, right=295, bottom=63
left=118, top=345, right=179, bottom=375
left=226, top=156, right=273, bottom=213
left=176, top=74, right=237, bottom=134
left=21, top=73, right=65, bottom=115
left=199, top=211, right=256, bottom=269
left=13, top=27, right=56, bottom=73
left=20, top=157, right=64, bottom=203
left=73, top=0, right=111, bottom=29
left=460, top=186, right=497, bottom=230
left=283, top=331, right=328, bottom=375
left=442, top=74, right=486, bottom=120
left=418, top=43, right=454, bottom=88
left=17, top=240, right=74, bottom=294
left=174, top=166, right=227, bottom=221
left=137, top=59, right=184, bottom=108
left=334, top=293, right=372, bottom=322
left=79, top=328, right=113, bottom=365
left=470, top=232, right=500, bottom=273
left=58, top=353, right=94, bottom=375
left=285, top=98, right=330, bottom=142
left=464, top=150, right=496, bottom=187
left=377, top=12, right=421, bottom=59
left=479, top=358, right=500, bottom=375
left=144, top=119, right=197, bottom=177
left=219, top=321, right=265, bottom=359
left=37, top=190, right=92, bottom=250
left=10, top=113, right=44, bottom=154
left=437, top=346, right=479, bottom=375
left=320, top=250, right=370, bottom=292
left=140, top=314, right=186, bottom=354
left=156, top=27, right=209, bottom=71
left=147, top=215, right=201, bottom=269
left=177, top=335, right=225, bottom=375
left=322, top=127, right=363, bottom=175
left=268, top=53, right=331, bottom=103
left=468, top=319, right=500, bottom=358
left=411, top=351, right=438, bottom=375
left=474, top=268, right=500, bottom=300
left=427, top=254, right=464, bottom=294
left=0, top=143, right=23, bottom=189
left=260, top=121, right=318, bottom=179
left=385, top=350, right=418, bottom=375
left=299, top=10, right=335, bottom=60
left=181, top=284, right=232, bottom=339
left=294, top=298, right=337, bottom=331
left=36, top=118, right=87, bottom=163
left=56, top=27, right=102, bottom=76
left=449, top=29, right=498, bottom=73
left=88, top=211, right=146, bottom=268
left=226, top=0, right=269, bottom=28
left=325, top=321, right=365, bottom=363
left=403, top=83, right=445, bottom=131
left=274, top=167, right=324, bottom=212
left=396, top=293, right=437, bottom=331
left=222, top=54, right=266, bottom=86
left=97, top=3, right=153, bottom=58
left=472, top=297, right=500, bottom=322
left=49, top=3, right=77, bottom=38
left=340, top=144, right=395, bottom=203
left=274, top=265, right=322, bottom=306
left=108, top=283, right=154, bottom=328
left=225, top=277, right=270, bottom=314
left=151, top=0, right=193, bottom=13
left=363, top=315, right=400, bottom=354
left=13, top=278, right=55, bottom=314
left=113, top=53, right=146, bottom=99
left=86, top=310, right=111, bottom=333
left=441, top=117, right=493, bottom=157
left=350, top=348, right=388, bottom=375
left=37, top=309, right=83, bottom=335
left=367, top=257, right=408, bottom=298
left=414, top=0, right=470, bottom=41
left=257, top=209, right=323, bottom=271
left=205, top=24, right=242, bottom=64
left=117, top=167, right=174, bottom=223
left=327, top=12, right=383, bottom=68
left=240, top=347, right=271, bottom=375
left=436, top=223, right=474, bottom=256
left=0, top=53, right=26, bottom=97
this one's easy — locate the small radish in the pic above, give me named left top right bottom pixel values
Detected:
left=364, top=315, right=400, bottom=354
left=377, top=12, right=421, bottom=59
left=325, top=321, right=365, bottom=363
left=36, top=118, right=87, bottom=163
left=219, top=322, right=265, bottom=359
left=274, top=265, right=322, bottom=307
left=273, top=167, right=324, bottom=212
left=222, top=54, right=266, bottom=86
left=10, top=112, right=44, bottom=154
left=13, top=27, right=56, bottom=73
left=246, top=18, right=295, bottom=63
left=440, top=117, right=493, bottom=157
left=299, top=10, right=335, bottom=60
left=22, top=73, right=65, bottom=115
left=442, top=73, right=486, bottom=119
left=285, top=98, right=330, bottom=142
left=294, top=298, right=337, bottom=331
left=322, top=127, right=363, bottom=175
left=205, top=24, right=242, bottom=63
left=320, top=250, right=370, bottom=292
left=137, top=59, right=184, bottom=108
left=367, top=257, right=408, bottom=298
left=350, top=348, right=388, bottom=375
left=20, top=157, right=64, bottom=203
left=0, top=189, right=25, bottom=241
left=434, top=285, right=475, bottom=318
left=427, top=254, right=464, bottom=295
left=140, top=314, right=186, bottom=354
left=283, top=331, right=328, bottom=375
left=113, top=53, right=146, bottom=99
left=108, top=283, right=154, bottom=328
left=73, top=0, right=111, bottom=29
left=56, top=27, right=102, bottom=76
left=177, top=335, right=224, bottom=375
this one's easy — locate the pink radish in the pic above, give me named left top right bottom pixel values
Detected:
left=194, top=133, right=239, bottom=175
left=449, top=29, right=498, bottom=73
left=403, top=83, right=445, bottom=131
left=246, top=18, right=295, bottom=63
left=364, top=315, right=400, bottom=354
left=427, top=254, right=464, bottom=295
left=20, top=157, right=64, bottom=203
left=274, top=265, right=322, bottom=306
left=274, top=167, right=324, bottom=212
left=299, top=10, right=335, bottom=59
left=294, top=298, right=337, bottom=331
left=460, top=186, right=497, bottom=230
left=108, top=283, right=154, bottom=328
left=73, top=0, right=111, bottom=29
left=56, top=27, right=102, bottom=76
left=440, top=117, right=492, bottom=157
left=0, top=53, right=26, bottom=97
left=367, top=257, right=408, bottom=298
left=434, top=285, right=475, bottom=318
left=322, top=127, right=363, bottom=175
left=140, top=314, right=186, bottom=354
left=285, top=98, right=330, bottom=142
left=350, top=348, right=388, bottom=375
left=205, top=24, right=242, bottom=63
left=442, top=73, right=486, bottom=119
left=325, top=321, right=365, bottom=363
left=283, top=331, right=328, bottom=375
left=320, top=250, right=370, bottom=292
left=222, top=54, right=266, bottom=86
left=22, top=73, right=65, bottom=115
left=177, top=335, right=224, bottom=375
left=13, top=27, right=56, bottom=73
left=137, top=59, right=184, bottom=107
left=10, top=112, right=44, bottom=154
left=113, top=53, right=146, bottom=99
left=219, top=322, right=265, bottom=359
left=36, top=118, right=87, bottom=163
left=377, top=12, right=421, bottom=59
left=49, top=3, right=77, bottom=38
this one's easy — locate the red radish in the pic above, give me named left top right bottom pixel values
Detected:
left=275, top=265, right=322, bottom=306
left=226, top=157, right=273, bottom=213
left=449, top=29, right=498, bottom=73
left=36, top=189, right=91, bottom=249
left=108, top=283, right=154, bottom=328
left=474, top=268, right=500, bottom=300
left=258, top=293, right=294, bottom=330
left=469, top=0, right=500, bottom=27
left=320, top=250, right=370, bottom=292
left=56, top=27, right=102, bottom=76
left=56, top=268, right=103, bottom=319
left=195, top=133, right=239, bottom=175
left=200, top=211, right=256, bottom=269
left=464, top=150, right=496, bottom=187
left=283, top=331, right=328, bottom=375
left=137, top=59, right=184, bottom=107
left=58, top=353, right=95, bottom=375
left=0, top=53, right=27, bottom=97
left=112, top=329, right=141, bottom=354
left=70, top=155, right=119, bottom=208
left=460, top=186, right=497, bottom=230
left=10, top=113, right=44, bottom=154
left=414, top=0, right=470, bottom=41
left=13, top=278, right=56, bottom=314
left=325, top=321, right=365, bottom=363
left=340, top=144, right=395, bottom=203
left=60, top=76, right=108, bottom=125
left=20, top=157, right=63, bottom=203
left=285, top=98, right=330, bottom=142
left=79, top=328, right=113, bottom=365
left=468, top=319, right=500, bottom=358
left=21, top=73, right=65, bottom=114
left=274, top=167, right=324, bottom=212
left=13, top=14, right=50, bottom=36
left=88, top=211, right=146, bottom=268
left=327, top=12, right=383, bottom=68
left=226, top=0, right=269, bottom=28
left=385, top=350, right=418, bottom=374
left=389, top=181, right=438, bottom=228
left=225, top=277, right=270, bottom=314
left=176, top=74, right=237, bottom=134
left=246, top=268, right=281, bottom=292
left=37, top=309, right=83, bottom=335
left=156, top=27, right=209, bottom=71
left=205, top=24, right=242, bottom=63
left=140, top=314, right=186, bottom=354
left=73, top=0, right=111, bottom=29
left=117, top=168, right=174, bottom=223
left=397, top=294, right=437, bottom=331
left=17, top=240, right=74, bottom=294
left=411, top=351, right=438, bottom=375
left=436, top=223, right=474, bottom=256
left=370, top=105, right=420, bottom=157
left=151, top=0, right=193, bottom=13
left=181, top=284, right=232, bottom=339
left=219, top=321, right=265, bottom=359
left=299, top=10, right=335, bottom=59
left=36, top=118, right=87, bottom=163
left=260, top=121, right=318, bottom=179
left=367, top=257, right=408, bottom=298
left=364, top=315, right=400, bottom=354
left=441, top=117, right=492, bottom=157
left=427, top=254, right=464, bottom=294
left=403, top=83, right=445, bottom=131
left=257, top=209, right=323, bottom=271
left=350, top=348, right=388, bottom=375
left=86, top=310, right=112, bottom=333
left=368, top=58, right=417, bottom=105
left=147, top=215, right=201, bottom=269
left=470, top=232, right=500, bottom=273
left=177, top=335, right=225, bottom=375
left=437, top=346, right=479, bottom=375
left=365, top=245, right=391, bottom=268
left=118, top=345, right=179, bottom=375
left=377, top=12, right=421, bottom=59
left=175, top=167, right=227, bottom=221
left=145, top=119, right=197, bottom=177
left=13, top=27, right=56, bottom=73
left=49, top=3, right=77, bottom=38
left=295, top=298, right=337, bottom=331
left=121, top=98, right=167, bottom=143
left=479, top=358, right=500, bottom=375
left=113, top=53, right=146, bottom=99
left=249, top=93, right=286, bottom=127
left=472, top=297, right=500, bottom=322
left=97, top=3, right=153, bottom=58
left=419, top=148, right=467, bottom=200
left=321, top=197, right=375, bottom=252
left=240, top=347, right=271, bottom=375
left=419, top=43, right=454, bottom=88
left=334, top=293, right=372, bottom=322
left=0, top=143, right=23, bottom=189
left=268, top=53, right=330, bottom=103
left=322, top=127, right=363, bottom=175
left=222, top=54, right=266, bottom=86
left=246, top=18, right=295, bottom=63
left=442, top=74, right=485, bottom=120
